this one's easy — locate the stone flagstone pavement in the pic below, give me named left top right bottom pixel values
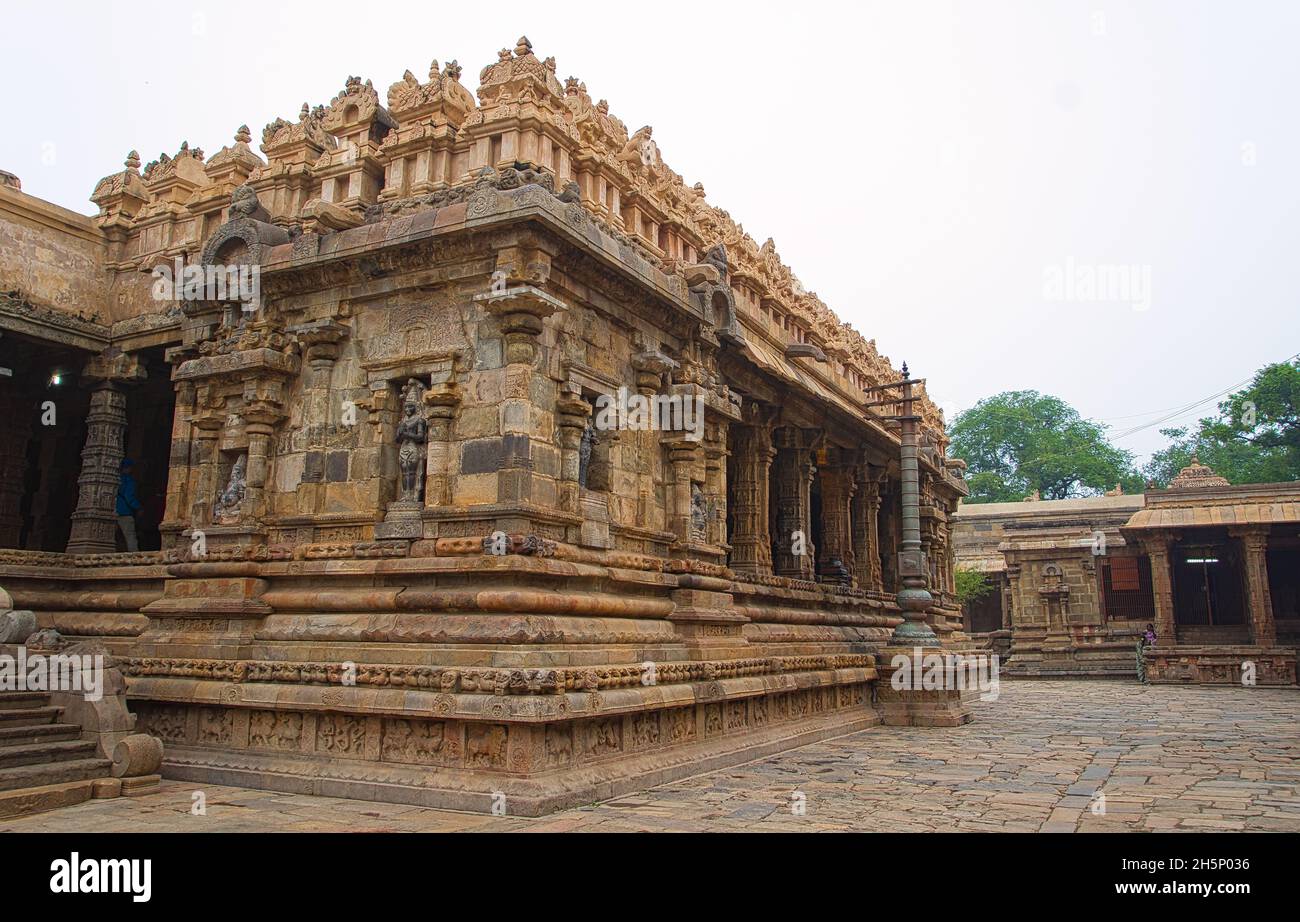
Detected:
left=3, top=680, right=1297, bottom=833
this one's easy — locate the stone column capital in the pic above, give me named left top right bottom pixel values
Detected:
left=81, top=350, right=146, bottom=388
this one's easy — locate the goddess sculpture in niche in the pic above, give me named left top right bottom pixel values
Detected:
left=395, top=379, right=427, bottom=503
left=690, top=482, right=708, bottom=543
left=213, top=454, right=247, bottom=524
left=578, top=421, right=596, bottom=489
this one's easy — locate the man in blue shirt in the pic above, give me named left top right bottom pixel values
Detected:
left=116, top=458, right=141, bottom=552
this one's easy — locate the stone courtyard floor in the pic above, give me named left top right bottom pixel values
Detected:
left=4, top=680, right=1297, bottom=833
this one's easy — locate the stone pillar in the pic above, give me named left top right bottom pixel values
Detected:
left=160, top=346, right=198, bottom=548
left=424, top=378, right=462, bottom=509
left=1231, top=526, right=1277, bottom=647
left=241, top=405, right=283, bottom=525
left=554, top=382, right=590, bottom=516
left=851, top=465, right=884, bottom=591
left=1005, top=563, right=1022, bottom=630
left=877, top=478, right=901, bottom=592
left=665, top=435, right=702, bottom=547
left=773, top=429, right=815, bottom=580
left=66, top=353, right=144, bottom=554
left=186, top=406, right=223, bottom=531
left=703, top=423, right=728, bottom=548
left=1140, top=532, right=1177, bottom=645
left=816, top=452, right=855, bottom=583
left=727, top=419, right=775, bottom=575
left=892, top=367, right=935, bottom=643
left=475, top=285, right=567, bottom=506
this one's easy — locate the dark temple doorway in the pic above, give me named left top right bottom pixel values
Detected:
left=0, top=331, right=90, bottom=551
left=122, top=346, right=176, bottom=551
left=1172, top=532, right=1246, bottom=642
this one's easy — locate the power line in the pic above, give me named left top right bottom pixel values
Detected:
left=1107, top=352, right=1300, bottom=443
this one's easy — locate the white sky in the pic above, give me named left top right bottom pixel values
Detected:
left=4, top=0, right=1298, bottom=463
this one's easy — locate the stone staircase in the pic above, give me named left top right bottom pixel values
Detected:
left=0, top=690, right=115, bottom=818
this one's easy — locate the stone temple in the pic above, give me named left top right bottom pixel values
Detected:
left=0, top=38, right=972, bottom=814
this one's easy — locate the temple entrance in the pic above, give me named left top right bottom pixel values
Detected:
left=1268, top=538, right=1300, bottom=647
left=0, top=337, right=176, bottom=553
left=121, top=346, right=176, bottom=551
left=809, top=474, right=825, bottom=579
left=966, top=580, right=1003, bottom=633
left=0, top=331, right=91, bottom=551
left=1172, top=533, right=1246, bottom=641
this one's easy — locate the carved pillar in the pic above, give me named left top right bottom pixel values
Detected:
left=816, top=450, right=855, bottom=583
left=241, top=404, right=284, bottom=525
left=630, top=346, right=679, bottom=534
left=1231, top=526, right=1277, bottom=647
left=554, top=382, right=590, bottom=516
left=665, top=436, right=702, bottom=547
left=1140, top=531, right=1177, bottom=645
left=891, top=367, right=936, bottom=643
left=850, top=464, right=874, bottom=590
left=727, top=419, right=774, bottom=575
left=66, top=353, right=145, bottom=554
left=703, top=422, right=727, bottom=548
left=423, top=377, right=462, bottom=510
left=773, top=428, right=816, bottom=580
left=878, top=477, right=900, bottom=592
left=1005, top=563, right=1022, bottom=630
left=476, top=285, right=566, bottom=506
left=188, top=403, right=223, bottom=530
left=160, top=346, right=198, bottom=548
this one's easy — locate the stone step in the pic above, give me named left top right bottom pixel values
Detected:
left=0, top=692, right=52, bottom=711
left=0, top=779, right=98, bottom=819
left=0, top=757, right=112, bottom=793
left=0, top=739, right=99, bottom=769
left=0, top=705, right=64, bottom=728
left=0, top=723, right=83, bottom=746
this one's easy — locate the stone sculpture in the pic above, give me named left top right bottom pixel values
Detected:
left=395, top=379, right=428, bottom=503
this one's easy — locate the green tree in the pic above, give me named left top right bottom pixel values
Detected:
left=949, top=391, right=1142, bottom=503
left=954, top=567, right=993, bottom=606
left=1143, top=360, right=1300, bottom=486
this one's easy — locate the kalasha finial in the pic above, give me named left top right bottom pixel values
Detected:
left=125, top=150, right=141, bottom=171
left=515, top=35, right=533, bottom=56
left=235, top=125, right=251, bottom=144
left=299, top=102, right=310, bottom=120
left=901, top=362, right=910, bottom=379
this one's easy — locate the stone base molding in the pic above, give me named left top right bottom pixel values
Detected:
left=1144, top=645, right=1297, bottom=686
left=137, top=682, right=879, bottom=816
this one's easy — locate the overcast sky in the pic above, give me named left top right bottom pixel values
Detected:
left=5, top=0, right=1297, bottom=463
